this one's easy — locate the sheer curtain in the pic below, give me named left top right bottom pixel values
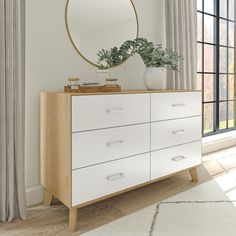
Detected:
left=0, top=0, right=26, bottom=222
left=165, top=0, right=197, bottom=90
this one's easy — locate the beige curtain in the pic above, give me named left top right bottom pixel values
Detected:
left=0, top=0, right=26, bottom=222
left=166, top=0, right=197, bottom=90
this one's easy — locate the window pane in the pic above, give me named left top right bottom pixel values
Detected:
left=229, top=22, right=235, bottom=47
left=204, top=44, right=215, bottom=72
left=228, top=101, right=235, bottom=128
left=199, top=0, right=236, bottom=136
left=204, top=15, right=216, bottom=43
left=198, top=0, right=203, bottom=11
left=205, top=0, right=215, bottom=15
left=197, top=13, right=203, bottom=41
left=204, top=103, right=214, bottom=133
left=197, top=74, right=202, bottom=90
left=219, top=102, right=227, bottom=129
left=220, top=0, right=227, bottom=18
left=229, top=75, right=235, bottom=100
left=229, top=0, right=235, bottom=20
left=229, top=48, right=234, bottom=73
left=204, top=74, right=215, bottom=101
left=220, top=75, right=227, bottom=100
left=220, top=19, right=227, bottom=45
left=197, top=43, right=202, bottom=72
left=220, top=47, right=227, bottom=73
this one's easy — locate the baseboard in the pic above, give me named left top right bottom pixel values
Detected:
left=202, top=132, right=236, bottom=155
left=26, top=184, right=44, bottom=207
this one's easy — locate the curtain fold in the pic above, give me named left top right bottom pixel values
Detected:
left=165, top=0, right=197, bottom=90
left=0, top=0, right=26, bottom=222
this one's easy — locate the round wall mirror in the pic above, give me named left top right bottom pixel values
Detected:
left=66, top=0, right=138, bottom=67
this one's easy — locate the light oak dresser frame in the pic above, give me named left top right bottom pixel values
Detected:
left=40, top=90, right=201, bottom=232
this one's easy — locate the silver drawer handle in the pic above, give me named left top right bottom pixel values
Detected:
left=171, top=103, right=186, bottom=107
left=106, top=173, right=125, bottom=181
left=172, top=129, right=185, bottom=135
left=107, top=108, right=124, bottom=113
left=171, top=156, right=186, bottom=162
left=106, top=140, right=124, bottom=147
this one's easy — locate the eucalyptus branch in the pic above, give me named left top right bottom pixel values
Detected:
left=97, top=38, right=183, bottom=70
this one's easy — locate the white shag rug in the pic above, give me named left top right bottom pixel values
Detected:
left=82, top=172, right=236, bottom=236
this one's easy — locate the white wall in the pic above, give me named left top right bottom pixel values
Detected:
left=25, top=0, right=166, bottom=206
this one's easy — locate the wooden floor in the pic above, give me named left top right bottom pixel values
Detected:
left=1, top=146, right=236, bottom=235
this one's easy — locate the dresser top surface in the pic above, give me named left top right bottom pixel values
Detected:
left=42, top=89, right=201, bottom=96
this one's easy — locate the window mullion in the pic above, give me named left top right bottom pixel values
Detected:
left=202, top=0, right=205, bottom=134
left=215, top=0, right=220, bottom=131
left=226, top=0, right=229, bottom=129
left=234, top=1, right=236, bottom=127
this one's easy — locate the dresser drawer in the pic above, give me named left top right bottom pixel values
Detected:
left=72, top=124, right=150, bottom=169
left=72, top=153, right=150, bottom=206
left=151, top=141, right=201, bottom=180
left=151, top=116, right=201, bottom=151
left=151, top=92, right=201, bottom=121
left=72, top=94, right=150, bottom=132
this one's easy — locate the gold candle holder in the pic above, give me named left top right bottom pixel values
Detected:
left=68, top=77, right=80, bottom=90
left=105, top=78, right=118, bottom=87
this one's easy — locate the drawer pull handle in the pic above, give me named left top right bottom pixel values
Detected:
left=107, top=108, right=124, bottom=113
left=171, top=103, right=186, bottom=107
left=172, top=129, right=185, bottom=135
left=106, top=173, right=125, bottom=181
left=171, top=156, right=186, bottom=162
left=106, top=140, right=124, bottom=147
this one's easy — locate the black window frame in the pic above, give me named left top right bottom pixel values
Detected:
left=197, top=0, right=236, bottom=137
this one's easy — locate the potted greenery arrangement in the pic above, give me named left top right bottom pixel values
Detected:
left=97, top=38, right=182, bottom=90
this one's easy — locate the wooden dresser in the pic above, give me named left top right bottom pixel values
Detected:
left=40, top=90, right=202, bottom=231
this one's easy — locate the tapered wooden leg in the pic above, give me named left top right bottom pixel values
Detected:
left=44, top=189, right=54, bottom=206
left=189, top=167, right=198, bottom=183
left=69, top=208, right=78, bottom=232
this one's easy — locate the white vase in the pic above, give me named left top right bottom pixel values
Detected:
left=96, top=69, right=111, bottom=85
left=143, top=67, right=166, bottom=90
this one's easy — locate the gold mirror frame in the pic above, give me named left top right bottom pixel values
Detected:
left=65, top=0, right=139, bottom=68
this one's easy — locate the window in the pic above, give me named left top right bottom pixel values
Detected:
left=197, top=0, right=236, bottom=136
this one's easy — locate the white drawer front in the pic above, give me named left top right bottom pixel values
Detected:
left=72, top=94, right=150, bottom=132
left=151, top=92, right=201, bottom=121
left=72, top=153, right=150, bottom=206
left=151, top=116, right=201, bottom=151
left=72, top=124, right=150, bottom=169
left=151, top=141, right=201, bottom=180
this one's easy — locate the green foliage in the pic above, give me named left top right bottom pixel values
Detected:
left=97, top=38, right=183, bottom=70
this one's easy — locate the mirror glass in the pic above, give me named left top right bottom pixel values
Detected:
left=66, top=0, right=138, bottom=67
